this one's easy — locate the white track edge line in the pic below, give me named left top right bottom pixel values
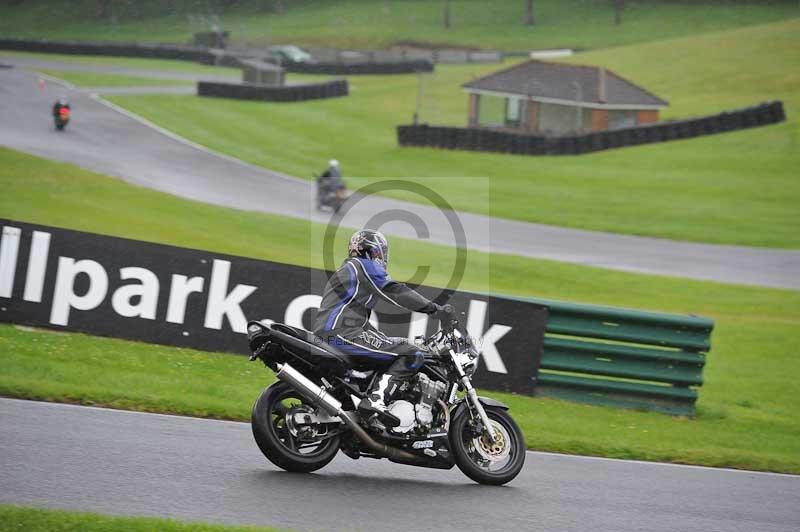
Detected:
left=3, top=397, right=797, bottom=479
left=33, top=71, right=77, bottom=90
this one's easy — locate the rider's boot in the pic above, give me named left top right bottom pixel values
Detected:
left=358, top=374, right=402, bottom=428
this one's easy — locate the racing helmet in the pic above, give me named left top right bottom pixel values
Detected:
left=348, top=229, right=389, bottom=267
left=329, top=159, right=339, bottom=168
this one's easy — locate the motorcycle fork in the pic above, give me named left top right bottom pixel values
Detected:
left=449, top=351, right=497, bottom=444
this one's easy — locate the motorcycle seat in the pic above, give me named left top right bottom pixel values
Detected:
left=270, top=323, right=356, bottom=367
left=270, top=323, right=393, bottom=372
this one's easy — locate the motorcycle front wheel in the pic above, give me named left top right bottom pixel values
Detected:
left=450, top=406, right=526, bottom=485
left=251, top=382, right=340, bottom=473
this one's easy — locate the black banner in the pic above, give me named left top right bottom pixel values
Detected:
left=0, top=220, right=547, bottom=394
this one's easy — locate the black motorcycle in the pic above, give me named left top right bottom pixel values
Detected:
left=246, top=311, right=526, bottom=485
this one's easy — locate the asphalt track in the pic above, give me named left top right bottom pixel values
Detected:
left=1, top=62, right=799, bottom=290
left=1, top=398, right=799, bottom=532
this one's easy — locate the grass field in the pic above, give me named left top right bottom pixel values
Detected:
left=0, top=0, right=797, bottom=51
left=0, top=505, right=283, bottom=532
left=101, top=19, right=800, bottom=247
left=2, top=146, right=799, bottom=473
left=37, top=69, right=194, bottom=88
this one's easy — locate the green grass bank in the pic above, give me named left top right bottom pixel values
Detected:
left=1, top=0, right=797, bottom=51
left=0, top=505, right=284, bottom=532
left=101, top=19, right=800, bottom=247
left=1, top=147, right=799, bottom=473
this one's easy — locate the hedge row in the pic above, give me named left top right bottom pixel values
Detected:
left=283, top=59, right=433, bottom=75
left=0, top=38, right=215, bottom=63
left=197, top=80, right=348, bottom=102
left=397, top=102, right=786, bottom=156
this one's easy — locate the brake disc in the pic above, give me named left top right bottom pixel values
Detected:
left=471, top=420, right=511, bottom=462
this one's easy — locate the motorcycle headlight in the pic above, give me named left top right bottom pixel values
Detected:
left=453, top=350, right=479, bottom=376
left=247, top=322, right=264, bottom=340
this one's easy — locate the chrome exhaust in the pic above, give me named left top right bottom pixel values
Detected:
left=274, top=363, right=424, bottom=465
left=275, top=363, right=342, bottom=417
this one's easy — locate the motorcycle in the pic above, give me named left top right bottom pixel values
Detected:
left=246, top=309, right=526, bottom=485
left=316, top=187, right=347, bottom=213
left=314, top=173, right=347, bottom=213
left=54, top=106, right=70, bottom=131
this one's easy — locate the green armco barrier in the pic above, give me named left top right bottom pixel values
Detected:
left=511, top=296, right=713, bottom=416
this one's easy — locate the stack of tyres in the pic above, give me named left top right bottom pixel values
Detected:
left=197, top=80, right=348, bottom=102
left=676, top=120, right=693, bottom=139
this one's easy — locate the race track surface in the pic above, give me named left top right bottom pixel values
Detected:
left=1, top=64, right=799, bottom=289
left=1, top=399, right=798, bottom=532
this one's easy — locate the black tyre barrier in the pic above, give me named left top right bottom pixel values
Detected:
left=284, top=59, right=433, bottom=75
left=193, top=31, right=229, bottom=49
left=197, top=80, right=348, bottom=102
left=0, top=37, right=215, bottom=63
left=397, top=101, right=785, bottom=156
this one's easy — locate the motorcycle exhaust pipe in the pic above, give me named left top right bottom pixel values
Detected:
left=275, top=362, right=343, bottom=417
left=274, top=363, right=424, bottom=465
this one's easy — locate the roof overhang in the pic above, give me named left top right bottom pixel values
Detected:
left=463, top=87, right=668, bottom=110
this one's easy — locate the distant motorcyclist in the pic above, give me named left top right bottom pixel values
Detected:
left=316, top=159, right=346, bottom=211
left=52, top=97, right=71, bottom=131
left=313, top=229, right=451, bottom=426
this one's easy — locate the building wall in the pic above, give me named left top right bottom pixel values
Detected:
left=526, top=101, right=539, bottom=131
left=637, top=110, right=659, bottom=125
left=467, top=93, right=661, bottom=133
left=591, top=109, right=609, bottom=131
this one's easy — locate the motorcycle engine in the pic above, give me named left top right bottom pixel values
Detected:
left=388, top=373, right=448, bottom=434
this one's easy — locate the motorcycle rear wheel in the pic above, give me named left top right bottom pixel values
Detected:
left=450, top=406, right=526, bottom=485
left=251, top=382, right=340, bottom=473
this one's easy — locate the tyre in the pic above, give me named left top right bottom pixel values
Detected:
left=251, top=381, right=340, bottom=473
left=449, top=406, right=526, bottom=485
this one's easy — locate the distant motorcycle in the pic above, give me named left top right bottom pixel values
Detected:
left=246, top=308, right=526, bottom=485
left=54, top=106, right=70, bottom=131
left=314, top=173, right=347, bottom=213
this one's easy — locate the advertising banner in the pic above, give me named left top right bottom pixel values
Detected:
left=0, top=220, right=548, bottom=394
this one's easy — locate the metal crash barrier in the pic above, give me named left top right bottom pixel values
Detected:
left=518, top=297, right=713, bottom=416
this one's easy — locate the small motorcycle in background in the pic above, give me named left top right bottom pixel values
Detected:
left=314, top=173, right=348, bottom=213
left=54, top=106, right=70, bottom=131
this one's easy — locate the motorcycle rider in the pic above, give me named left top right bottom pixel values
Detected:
left=53, top=96, right=70, bottom=117
left=316, top=159, right=345, bottom=208
left=52, top=96, right=70, bottom=128
left=313, top=229, right=450, bottom=426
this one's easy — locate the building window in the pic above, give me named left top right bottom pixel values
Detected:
left=478, top=95, right=505, bottom=127
left=537, top=102, right=586, bottom=134
left=505, top=97, right=521, bottom=127
left=608, top=110, right=637, bottom=130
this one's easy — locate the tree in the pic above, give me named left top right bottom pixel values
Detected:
left=524, top=0, right=534, bottom=26
left=443, top=0, right=450, bottom=29
left=613, top=0, right=625, bottom=25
